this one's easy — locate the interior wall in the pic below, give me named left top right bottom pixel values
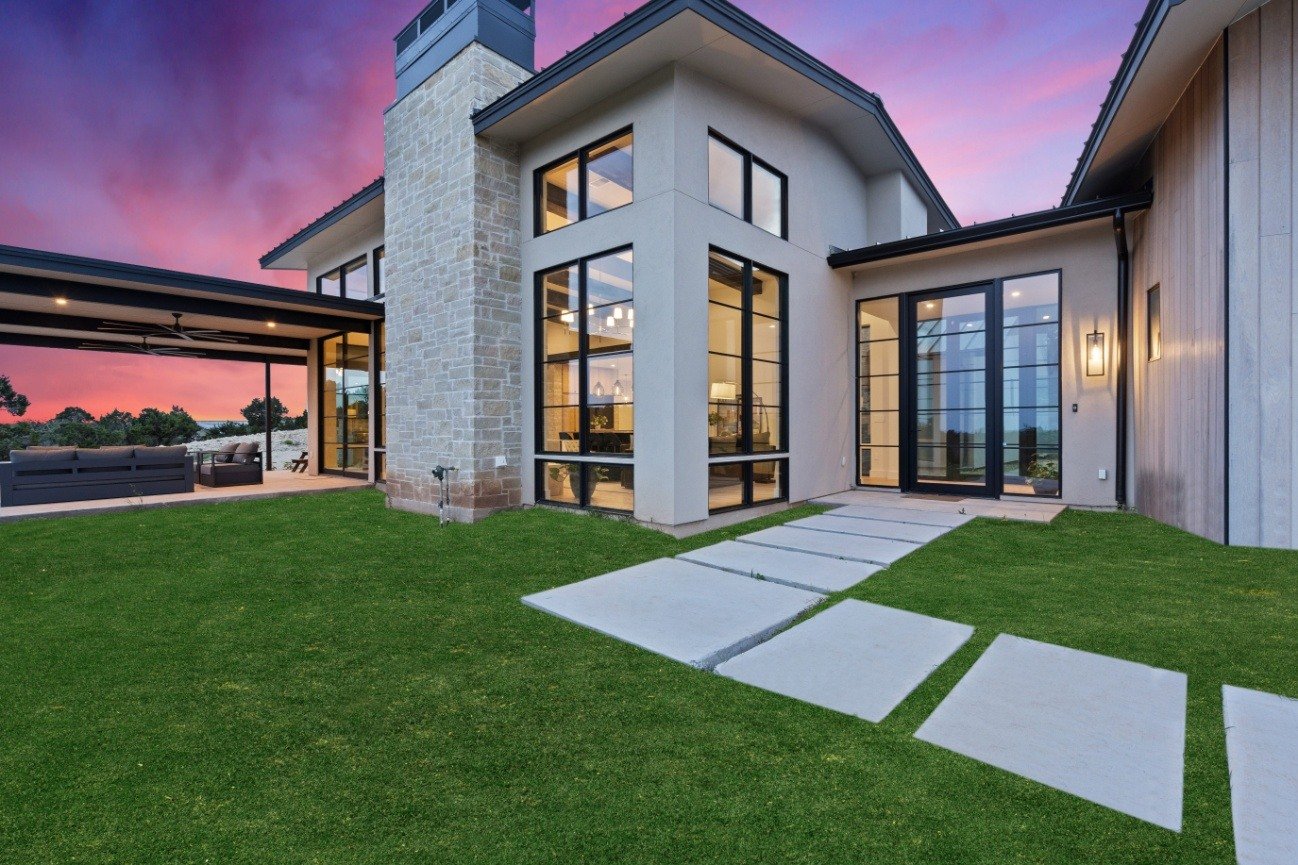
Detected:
left=1129, top=39, right=1227, bottom=544
left=1228, top=4, right=1298, bottom=548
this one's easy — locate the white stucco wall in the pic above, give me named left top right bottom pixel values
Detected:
left=518, top=64, right=923, bottom=527
left=850, top=222, right=1121, bottom=509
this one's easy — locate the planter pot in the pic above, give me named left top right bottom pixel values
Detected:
left=1029, top=478, right=1060, bottom=496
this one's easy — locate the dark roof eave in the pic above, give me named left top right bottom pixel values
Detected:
left=471, top=0, right=958, bottom=230
left=259, top=177, right=385, bottom=269
left=1062, top=0, right=1182, bottom=206
left=0, top=244, right=384, bottom=317
left=828, top=190, right=1153, bottom=269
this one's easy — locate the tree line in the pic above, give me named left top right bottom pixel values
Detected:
left=0, top=376, right=306, bottom=460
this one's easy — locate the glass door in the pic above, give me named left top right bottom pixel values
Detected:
left=906, top=285, right=998, bottom=496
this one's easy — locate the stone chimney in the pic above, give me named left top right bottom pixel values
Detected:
left=383, top=0, right=534, bottom=520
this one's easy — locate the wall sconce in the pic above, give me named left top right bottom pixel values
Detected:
left=1086, top=330, right=1106, bottom=376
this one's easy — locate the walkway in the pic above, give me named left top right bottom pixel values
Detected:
left=524, top=491, right=1298, bottom=861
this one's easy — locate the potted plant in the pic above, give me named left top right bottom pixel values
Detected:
left=547, top=463, right=570, bottom=499
left=1024, top=457, right=1061, bottom=496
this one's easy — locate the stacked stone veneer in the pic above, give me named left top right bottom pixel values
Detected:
left=383, top=42, right=531, bottom=520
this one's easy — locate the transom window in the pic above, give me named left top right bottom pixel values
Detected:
left=707, top=249, right=788, bottom=512
left=707, top=131, right=787, bottom=239
left=317, top=251, right=378, bottom=299
left=535, top=129, right=634, bottom=235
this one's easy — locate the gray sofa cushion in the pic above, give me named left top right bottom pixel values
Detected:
left=10, top=447, right=76, bottom=463
left=233, top=442, right=260, bottom=465
left=74, top=446, right=136, bottom=462
left=135, top=445, right=189, bottom=460
left=215, top=442, right=240, bottom=464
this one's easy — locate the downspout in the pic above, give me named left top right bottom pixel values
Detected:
left=1113, top=210, right=1131, bottom=509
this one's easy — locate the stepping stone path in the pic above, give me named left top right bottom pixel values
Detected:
left=1223, top=685, right=1298, bottom=865
left=915, top=634, right=1187, bottom=831
left=521, top=558, right=821, bottom=670
left=716, top=599, right=974, bottom=722
left=739, top=525, right=920, bottom=566
left=678, top=540, right=880, bottom=593
left=789, top=513, right=953, bottom=544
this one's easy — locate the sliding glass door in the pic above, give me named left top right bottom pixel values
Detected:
left=907, top=285, right=995, bottom=496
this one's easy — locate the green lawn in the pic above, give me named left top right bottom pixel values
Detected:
left=1, top=491, right=1296, bottom=864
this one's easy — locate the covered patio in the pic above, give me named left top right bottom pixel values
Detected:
left=0, top=244, right=385, bottom=506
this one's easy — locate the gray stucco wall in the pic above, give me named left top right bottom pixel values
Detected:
left=850, top=222, right=1121, bottom=510
left=517, top=64, right=914, bottom=528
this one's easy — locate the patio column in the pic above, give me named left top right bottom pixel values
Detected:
left=264, top=361, right=272, bottom=472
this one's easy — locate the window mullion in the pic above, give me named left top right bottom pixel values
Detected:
left=741, top=260, right=754, bottom=457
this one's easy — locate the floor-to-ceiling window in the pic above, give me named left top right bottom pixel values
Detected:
left=857, top=297, right=901, bottom=486
left=320, top=331, right=370, bottom=477
left=855, top=272, right=1063, bottom=499
left=1001, top=272, right=1060, bottom=497
left=707, top=249, right=788, bottom=512
left=373, top=322, right=386, bottom=482
left=535, top=248, right=634, bottom=513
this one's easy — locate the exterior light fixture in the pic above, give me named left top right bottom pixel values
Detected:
left=54, top=297, right=68, bottom=306
left=1086, top=329, right=1106, bottom=376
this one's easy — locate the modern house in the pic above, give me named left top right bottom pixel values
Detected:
left=4, top=0, right=1297, bottom=548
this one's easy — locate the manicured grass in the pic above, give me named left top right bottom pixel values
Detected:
left=0, top=492, right=1295, bottom=863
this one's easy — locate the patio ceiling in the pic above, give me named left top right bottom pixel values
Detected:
left=0, top=244, right=384, bottom=366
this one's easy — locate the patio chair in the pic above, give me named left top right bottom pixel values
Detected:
left=288, top=451, right=309, bottom=473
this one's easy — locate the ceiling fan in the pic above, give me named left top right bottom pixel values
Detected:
left=77, top=337, right=206, bottom=358
left=97, top=312, right=249, bottom=343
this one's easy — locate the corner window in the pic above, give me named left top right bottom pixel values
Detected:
left=1147, top=284, right=1162, bottom=361
left=536, top=248, right=635, bottom=513
left=707, top=131, right=787, bottom=239
left=535, top=129, right=633, bottom=235
left=707, top=249, right=787, bottom=512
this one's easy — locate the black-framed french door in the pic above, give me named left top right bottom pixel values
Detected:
left=903, top=283, right=1001, bottom=497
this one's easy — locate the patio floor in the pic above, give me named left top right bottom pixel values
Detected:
left=0, top=471, right=370, bottom=522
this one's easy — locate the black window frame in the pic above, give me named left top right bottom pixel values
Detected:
left=317, top=330, right=372, bottom=479
left=316, top=253, right=371, bottom=298
left=855, top=294, right=902, bottom=488
left=533, top=126, right=634, bottom=237
left=707, top=130, right=789, bottom=240
left=707, top=247, right=790, bottom=514
left=373, top=245, right=386, bottom=297
left=534, top=246, right=636, bottom=514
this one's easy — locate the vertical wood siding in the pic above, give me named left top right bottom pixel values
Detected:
left=1130, top=40, right=1227, bottom=543
left=1228, top=3, right=1298, bottom=548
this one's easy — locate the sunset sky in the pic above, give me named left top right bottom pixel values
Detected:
left=0, top=0, right=1145, bottom=421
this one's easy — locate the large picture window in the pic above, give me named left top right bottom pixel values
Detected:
left=535, top=248, right=634, bottom=513
left=857, top=297, right=901, bottom=486
left=707, top=132, right=787, bottom=238
left=707, top=249, right=787, bottom=512
left=535, top=128, right=634, bottom=235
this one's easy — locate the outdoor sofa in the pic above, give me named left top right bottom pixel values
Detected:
left=195, top=442, right=263, bottom=488
left=0, top=445, right=194, bottom=507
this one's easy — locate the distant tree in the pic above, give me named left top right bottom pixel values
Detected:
left=53, top=406, right=94, bottom=424
left=241, top=396, right=290, bottom=433
left=0, top=376, right=28, bottom=417
left=0, top=422, right=40, bottom=460
left=96, top=410, right=136, bottom=446
left=47, top=406, right=104, bottom=447
left=202, top=421, right=251, bottom=439
left=130, top=406, right=200, bottom=446
left=282, top=410, right=308, bottom=431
